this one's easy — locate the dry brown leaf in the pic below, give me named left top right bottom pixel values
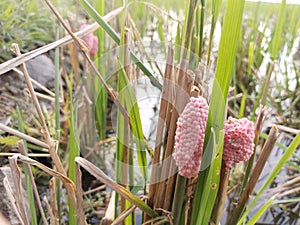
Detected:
left=3, top=176, right=26, bottom=225
left=8, top=156, right=30, bottom=225
left=9, top=154, right=75, bottom=195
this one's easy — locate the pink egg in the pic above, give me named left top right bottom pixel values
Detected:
left=172, top=96, right=209, bottom=178
left=80, top=24, right=98, bottom=58
left=223, top=117, right=255, bottom=170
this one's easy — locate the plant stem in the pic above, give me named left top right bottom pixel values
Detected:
left=18, top=141, right=48, bottom=225
left=211, top=161, right=230, bottom=225
left=11, top=44, right=65, bottom=174
left=172, top=175, right=187, bottom=225
left=242, top=105, right=266, bottom=190
left=147, top=46, right=174, bottom=221
left=198, top=0, right=205, bottom=60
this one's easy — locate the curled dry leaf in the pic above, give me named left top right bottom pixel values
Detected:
left=75, top=157, right=158, bottom=218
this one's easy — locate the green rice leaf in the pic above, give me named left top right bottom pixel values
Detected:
left=206, top=0, right=222, bottom=65
left=17, top=107, right=37, bottom=225
left=245, top=194, right=277, bottom=225
left=94, top=0, right=108, bottom=141
left=157, top=17, right=166, bottom=55
left=196, top=130, right=224, bottom=225
left=68, top=72, right=79, bottom=225
left=270, top=0, right=286, bottom=59
left=116, top=60, right=148, bottom=182
left=239, top=90, right=247, bottom=118
left=175, top=22, right=181, bottom=63
left=191, top=0, right=245, bottom=224
left=0, top=136, right=20, bottom=146
left=247, top=41, right=254, bottom=75
left=172, top=175, right=187, bottom=225
left=54, top=29, right=60, bottom=139
left=273, top=197, right=300, bottom=205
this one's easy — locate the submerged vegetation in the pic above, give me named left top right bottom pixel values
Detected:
left=0, top=0, right=299, bottom=224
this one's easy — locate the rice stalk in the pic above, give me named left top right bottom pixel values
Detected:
left=68, top=69, right=80, bottom=225
left=147, top=46, right=174, bottom=211
left=191, top=1, right=245, bottom=224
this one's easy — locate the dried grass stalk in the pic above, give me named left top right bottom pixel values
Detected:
left=76, top=164, right=88, bottom=225
left=8, top=156, right=30, bottom=225
left=148, top=46, right=174, bottom=209
left=0, top=123, right=49, bottom=149
left=49, top=178, right=59, bottom=225
left=3, top=177, right=26, bottom=224
left=18, top=141, right=48, bottom=225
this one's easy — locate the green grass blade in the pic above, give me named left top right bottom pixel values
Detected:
left=68, top=72, right=79, bottom=225
left=196, top=129, right=216, bottom=225
left=206, top=0, right=245, bottom=143
left=201, top=131, right=224, bottom=224
left=270, top=0, right=286, bottom=60
left=172, top=175, right=187, bottom=225
left=247, top=41, right=254, bottom=76
left=212, top=0, right=222, bottom=26
left=175, top=22, right=181, bottom=63
left=193, top=130, right=224, bottom=225
left=181, top=0, right=199, bottom=60
left=54, top=30, right=62, bottom=218
left=245, top=194, right=277, bottom=225
left=95, top=85, right=107, bottom=139
left=115, top=22, right=134, bottom=222
left=95, top=0, right=106, bottom=55
left=16, top=107, right=38, bottom=225
left=117, top=60, right=148, bottom=182
left=78, top=0, right=162, bottom=90
left=197, top=0, right=205, bottom=60
left=250, top=62, right=273, bottom=121
left=115, top=74, right=127, bottom=183
left=191, top=0, right=245, bottom=224
left=54, top=29, right=60, bottom=139
left=157, top=16, right=166, bottom=55
left=239, top=90, right=247, bottom=118
left=116, top=110, right=126, bottom=183
left=238, top=132, right=300, bottom=224
left=94, top=0, right=108, bottom=141
left=180, top=0, right=190, bottom=52
left=79, top=0, right=119, bottom=43
left=115, top=90, right=133, bottom=224
left=207, top=0, right=222, bottom=66
left=273, top=197, right=300, bottom=205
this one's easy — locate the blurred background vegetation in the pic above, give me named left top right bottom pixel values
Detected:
left=2, top=0, right=299, bottom=126
left=0, top=0, right=299, bottom=224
